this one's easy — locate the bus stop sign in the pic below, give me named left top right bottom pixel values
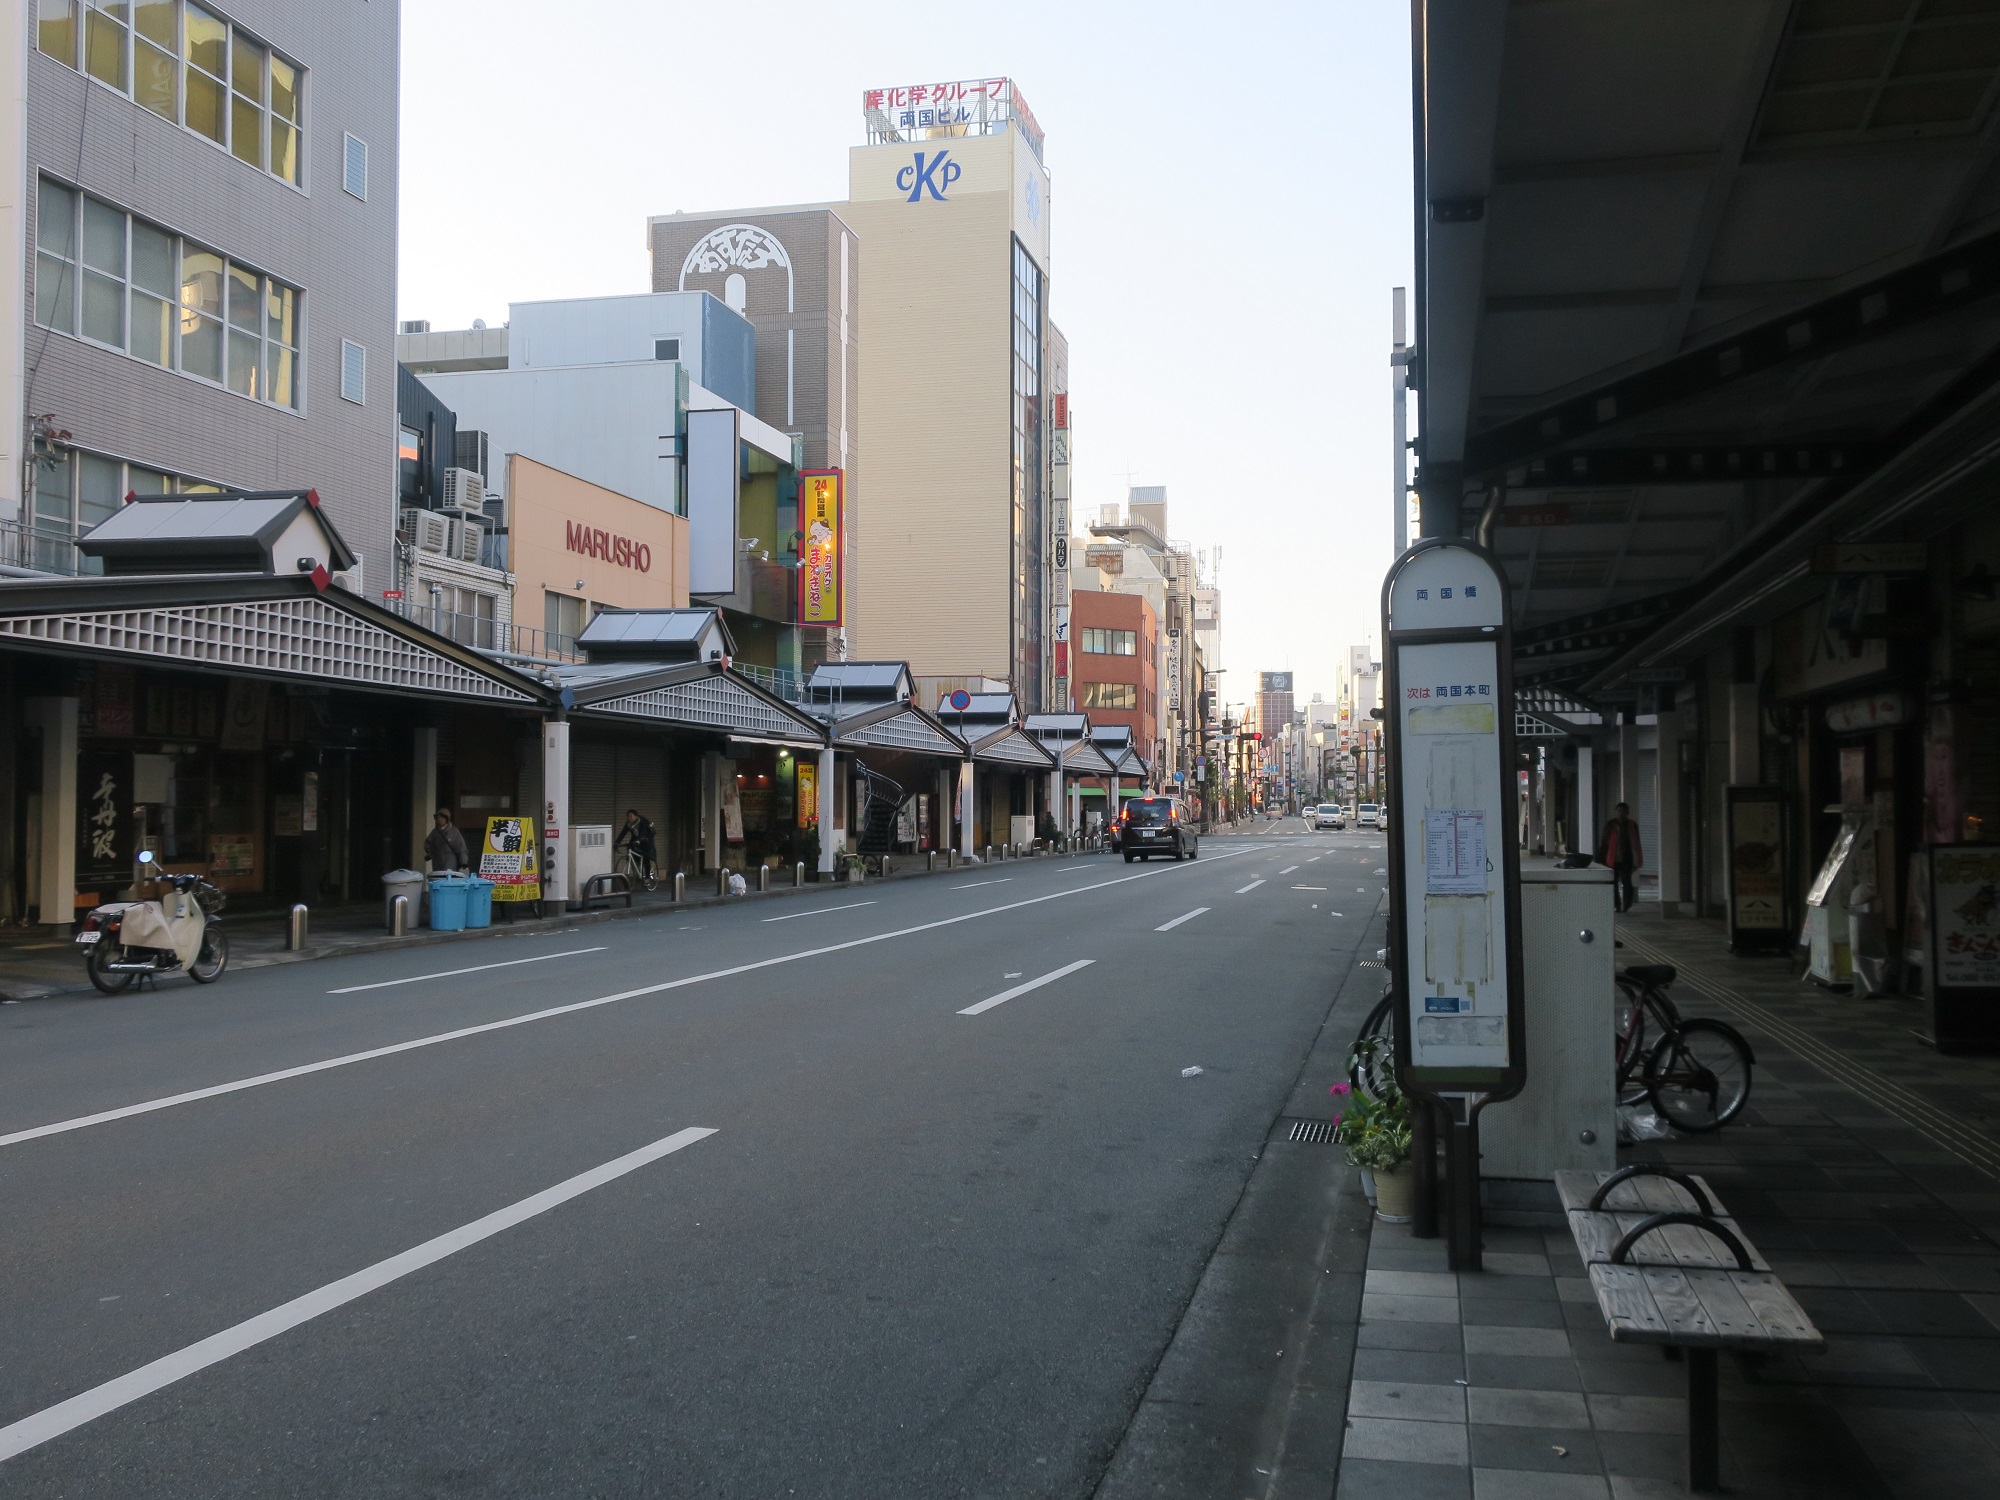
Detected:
left=1382, top=537, right=1527, bottom=1268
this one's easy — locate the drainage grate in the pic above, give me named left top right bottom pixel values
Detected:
left=1359, top=960, right=1385, bottom=968
left=1282, top=1117, right=1338, bottom=1144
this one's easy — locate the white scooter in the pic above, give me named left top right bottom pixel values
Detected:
left=76, top=853, right=229, bottom=994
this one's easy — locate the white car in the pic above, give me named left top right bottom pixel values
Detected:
left=1356, top=803, right=1381, bottom=829
left=1315, top=803, right=1344, bottom=830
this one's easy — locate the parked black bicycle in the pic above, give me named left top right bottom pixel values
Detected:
left=1349, top=956, right=1754, bottom=1134
left=1615, top=961, right=1755, bottom=1132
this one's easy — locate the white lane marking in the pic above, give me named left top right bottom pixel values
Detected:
left=761, top=901, right=877, bottom=923
left=958, top=960, right=1095, bottom=1016
left=0, top=1127, right=716, bottom=1464
left=1307, top=856, right=1323, bottom=863
left=1278, top=866, right=1299, bottom=875
left=1292, top=886, right=1329, bottom=891
left=952, top=878, right=1013, bottom=890
left=1155, top=907, right=1210, bottom=932
left=2, top=845, right=1259, bottom=1151
left=1235, top=880, right=1266, bottom=894
left=326, top=947, right=609, bottom=995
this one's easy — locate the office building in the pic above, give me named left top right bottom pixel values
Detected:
left=649, top=78, right=1055, bottom=704
left=12, top=0, right=399, bottom=580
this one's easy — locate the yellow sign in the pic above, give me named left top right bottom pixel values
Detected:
left=796, top=761, right=819, bottom=828
left=479, top=816, right=542, bottom=902
left=798, top=470, right=843, bottom=626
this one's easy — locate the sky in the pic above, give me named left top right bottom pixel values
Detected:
left=399, top=0, right=1414, bottom=713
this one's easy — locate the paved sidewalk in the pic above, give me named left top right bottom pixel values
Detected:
left=1334, top=910, right=2000, bottom=1499
left=0, top=847, right=1069, bottom=1001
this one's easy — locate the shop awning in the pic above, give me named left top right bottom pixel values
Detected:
left=816, top=699, right=968, bottom=758
left=970, top=723, right=1057, bottom=769
left=0, top=572, right=544, bottom=704
left=555, top=659, right=827, bottom=747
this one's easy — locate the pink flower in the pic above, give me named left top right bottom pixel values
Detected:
left=1330, top=1082, right=1351, bottom=1097
left=1332, top=1114, right=1344, bottom=1129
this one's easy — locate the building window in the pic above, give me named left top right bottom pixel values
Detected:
left=1081, top=627, right=1137, bottom=656
left=37, top=0, right=304, bottom=188
left=544, top=590, right=588, bottom=646
left=654, top=337, right=680, bottom=361
left=1082, top=682, right=1137, bottom=711
left=343, top=132, right=367, bottom=199
left=340, top=338, right=365, bottom=404
left=1011, top=238, right=1045, bottom=708
left=15, top=446, right=216, bottom=575
left=33, top=177, right=302, bottom=407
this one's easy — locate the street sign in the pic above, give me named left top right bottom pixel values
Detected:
left=1381, top=538, right=1526, bottom=1271
left=949, top=689, right=972, bottom=711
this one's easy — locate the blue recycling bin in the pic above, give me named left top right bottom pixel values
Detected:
left=427, top=873, right=470, bottom=931
left=463, top=876, right=495, bottom=929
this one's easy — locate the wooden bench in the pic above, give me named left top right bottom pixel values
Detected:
left=578, top=872, right=633, bottom=911
left=1555, top=1165, right=1823, bottom=1493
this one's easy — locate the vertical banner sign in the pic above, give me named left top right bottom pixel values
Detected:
left=480, top=816, right=542, bottom=902
left=1383, top=539, right=1526, bottom=1269
left=798, top=470, right=844, bottom=626
left=796, top=761, right=819, bottom=828
left=1051, top=395, right=1070, bottom=706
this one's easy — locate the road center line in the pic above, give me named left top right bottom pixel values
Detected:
left=761, top=901, right=878, bottom=922
left=1, top=846, right=1257, bottom=1151
left=327, top=947, right=610, bottom=995
left=1235, top=880, right=1266, bottom=894
left=1155, top=907, right=1210, bottom=932
left=1278, top=866, right=1299, bottom=874
left=0, top=1126, right=716, bottom=1464
left=952, top=878, right=1013, bottom=890
left=1292, top=885, right=1329, bottom=891
left=958, top=960, right=1094, bottom=1016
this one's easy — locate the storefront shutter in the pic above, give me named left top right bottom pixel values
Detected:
left=613, top=744, right=668, bottom=829
left=570, top=740, right=617, bottom=827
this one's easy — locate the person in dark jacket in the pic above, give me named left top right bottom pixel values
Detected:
left=1596, top=801, right=1643, bottom=913
left=425, top=808, right=469, bottom=873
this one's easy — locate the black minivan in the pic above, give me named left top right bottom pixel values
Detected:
left=1119, top=797, right=1198, bottom=862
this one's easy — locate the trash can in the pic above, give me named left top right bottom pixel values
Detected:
left=428, top=873, right=470, bottom=931
left=381, top=869, right=426, bottom=933
left=463, top=875, right=495, bottom=929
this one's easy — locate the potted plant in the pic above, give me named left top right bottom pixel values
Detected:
left=841, top=852, right=866, bottom=885
left=1333, top=1035, right=1416, bottom=1222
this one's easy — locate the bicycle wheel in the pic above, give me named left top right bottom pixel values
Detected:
left=1613, top=980, right=1652, bottom=1106
left=1349, top=992, right=1398, bottom=1100
left=1645, top=1018, right=1753, bottom=1132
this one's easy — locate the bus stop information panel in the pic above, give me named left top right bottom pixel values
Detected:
left=1385, top=540, right=1526, bottom=1096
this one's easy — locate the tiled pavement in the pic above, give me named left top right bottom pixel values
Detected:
left=1335, top=909, right=2000, bottom=1499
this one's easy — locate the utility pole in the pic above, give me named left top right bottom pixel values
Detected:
left=1392, top=286, right=1412, bottom=559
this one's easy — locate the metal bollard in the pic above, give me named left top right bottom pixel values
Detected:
left=795, top=861, right=804, bottom=887
left=291, top=902, right=312, bottom=949
left=985, top=844, right=993, bottom=864
left=673, top=871, right=686, bottom=903
left=716, top=866, right=729, bottom=897
left=947, top=849, right=956, bottom=869
left=883, top=855, right=892, bottom=877
left=927, top=850, right=936, bottom=872
left=758, top=865, right=770, bottom=892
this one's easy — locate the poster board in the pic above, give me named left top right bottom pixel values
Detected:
left=479, top=816, right=542, bottom=902
left=1724, top=786, right=1789, bottom=949
left=1930, top=846, right=2000, bottom=1052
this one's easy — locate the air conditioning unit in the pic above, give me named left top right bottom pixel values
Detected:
left=452, top=516, right=485, bottom=564
left=442, top=467, right=484, bottom=514
left=399, top=507, right=451, bottom=555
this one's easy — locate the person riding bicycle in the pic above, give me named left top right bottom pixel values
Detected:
left=614, top=809, right=657, bottom=881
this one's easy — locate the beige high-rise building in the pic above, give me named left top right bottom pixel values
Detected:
left=648, top=80, right=1057, bottom=706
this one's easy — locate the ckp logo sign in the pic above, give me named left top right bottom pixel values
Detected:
left=897, top=150, right=960, bottom=202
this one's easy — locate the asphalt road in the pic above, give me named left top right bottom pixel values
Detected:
left=0, top=819, right=1389, bottom=1498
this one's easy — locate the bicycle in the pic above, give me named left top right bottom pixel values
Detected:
left=1350, top=984, right=1398, bottom=1100
left=1615, top=962, right=1755, bottom=1132
left=617, top=843, right=658, bottom=893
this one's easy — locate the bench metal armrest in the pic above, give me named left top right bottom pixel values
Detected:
left=1589, top=1164, right=1720, bottom=1217
left=1610, top=1212, right=1755, bottom=1272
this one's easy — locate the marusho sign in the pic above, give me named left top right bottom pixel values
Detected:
left=565, top=520, right=652, bottom=573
